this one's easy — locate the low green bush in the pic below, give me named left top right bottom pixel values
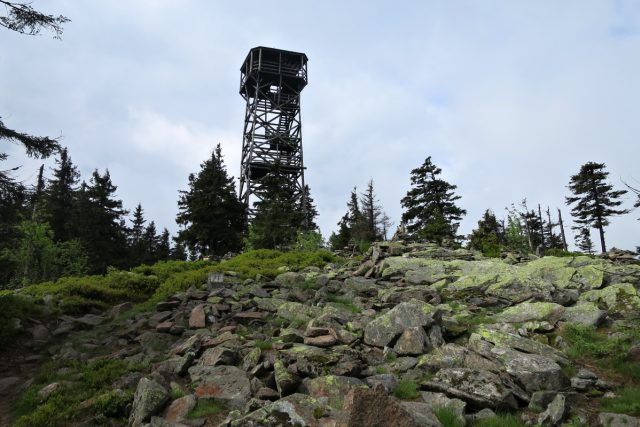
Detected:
left=433, top=406, right=464, bottom=427
left=0, top=293, right=40, bottom=346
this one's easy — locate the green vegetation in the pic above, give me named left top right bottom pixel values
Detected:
left=600, top=387, right=640, bottom=416
left=327, top=293, right=361, bottom=313
left=392, top=380, right=420, bottom=400
left=255, top=339, right=273, bottom=350
left=186, top=398, right=225, bottom=419
left=433, top=406, right=464, bottom=427
left=170, top=383, right=186, bottom=400
left=472, top=413, right=524, bottom=427
left=13, top=358, right=144, bottom=427
left=0, top=293, right=39, bottom=346
left=560, top=323, right=640, bottom=380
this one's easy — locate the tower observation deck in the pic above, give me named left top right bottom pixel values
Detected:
left=239, top=46, right=308, bottom=216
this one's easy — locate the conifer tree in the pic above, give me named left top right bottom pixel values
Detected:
left=468, top=209, right=503, bottom=256
left=330, top=187, right=362, bottom=250
left=400, top=156, right=466, bottom=245
left=156, top=228, right=171, bottom=261
left=298, top=184, right=319, bottom=232
left=359, top=179, right=384, bottom=242
left=128, top=203, right=146, bottom=266
left=574, top=226, right=594, bottom=254
left=42, top=148, right=79, bottom=242
left=247, top=165, right=303, bottom=249
left=74, top=170, right=128, bottom=273
left=566, top=162, right=629, bottom=253
left=141, top=221, right=158, bottom=264
left=176, top=144, right=245, bottom=257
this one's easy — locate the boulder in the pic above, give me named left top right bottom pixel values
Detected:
left=495, top=302, right=565, bottom=324
left=274, top=360, right=300, bottom=397
left=598, top=412, right=640, bottom=427
left=163, top=394, right=196, bottom=423
left=129, top=378, right=169, bottom=427
left=189, top=304, right=206, bottom=329
left=562, top=302, right=607, bottom=327
left=538, top=394, right=567, bottom=426
left=364, top=299, right=439, bottom=348
left=423, top=368, right=519, bottom=410
left=190, top=365, right=251, bottom=404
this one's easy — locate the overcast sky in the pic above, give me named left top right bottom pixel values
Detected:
left=2, top=1, right=639, bottom=251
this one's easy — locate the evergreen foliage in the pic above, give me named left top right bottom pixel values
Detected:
left=468, top=209, right=503, bottom=257
left=176, top=144, right=245, bottom=257
left=246, top=164, right=303, bottom=250
left=74, top=170, right=129, bottom=274
left=359, top=179, right=385, bottom=242
left=566, top=162, right=629, bottom=253
left=400, top=156, right=466, bottom=245
left=41, top=148, right=79, bottom=242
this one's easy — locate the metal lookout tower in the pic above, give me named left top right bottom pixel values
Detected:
left=239, top=46, right=308, bottom=216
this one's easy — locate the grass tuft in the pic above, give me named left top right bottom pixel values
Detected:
left=186, top=398, right=225, bottom=419
left=600, top=387, right=640, bottom=416
left=433, top=406, right=464, bottom=427
left=392, top=380, right=420, bottom=400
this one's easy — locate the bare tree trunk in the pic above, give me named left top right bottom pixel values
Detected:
left=545, top=207, right=554, bottom=246
left=537, top=204, right=545, bottom=248
left=557, top=208, right=568, bottom=251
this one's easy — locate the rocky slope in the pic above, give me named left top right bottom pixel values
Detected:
left=3, top=243, right=640, bottom=426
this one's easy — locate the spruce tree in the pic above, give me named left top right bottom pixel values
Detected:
left=468, top=209, right=503, bottom=256
left=141, top=221, right=158, bottom=264
left=74, top=170, right=128, bottom=273
left=176, top=144, right=245, bottom=257
left=574, top=226, right=594, bottom=254
left=566, top=162, right=629, bottom=253
left=156, top=228, right=171, bottom=261
left=42, top=147, right=79, bottom=242
left=298, top=184, right=319, bottom=232
left=359, top=179, right=384, bottom=242
left=247, top=165, right=303, bottom=250
left=400, top=156, right=466, bottom=245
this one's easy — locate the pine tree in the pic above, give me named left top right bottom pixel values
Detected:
left=247, top=165, right=303, bottom=249
left=330, top=187, right=363, bottom=250
left=566, top=162, right=629, bottom=253
left=400, top=156, right=466, bottom=245
left=74, top=170, right=128, bottom=273
left=42, top=147, right=79, bottom=242
left=176, top=144, right=246, bottom=257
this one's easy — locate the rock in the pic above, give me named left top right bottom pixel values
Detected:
left=364, top=299, right=439, bottom=347
left=579, top=283, right=640, bottom=317
left=423, top=368, right=520, bottom=410
left=365, top=374, right=398, bottom=393
left=156, top=321, right=173, bottom=333
left=473, top=326, right=568, bottom=363
left=305, top=375, right=365, bottom=410
left=29, top=324, right=51, bottom=341
left=496, top=302, right=565, bottom=324
left=303, top=334, right=337, bottom=347
left=393, top=327, right=429, bottom=356
left=274, top=272, right=305, bottom=287
left=129, top=378, right=170, bottom=427
left=189, top=304, right=206, bottom=329
left=562, top=302, right=607, bottom=327
left=342, top=384, right=439, bottom=427
left=274, top=360, right=300, bottom=397
left=110, top=301, right=134, bottom=317
left=420, top=391, right=466, bottom=422
left=75, top=314, right=105, bottom=328
left=197, top=347, right=237, bottom=367
left=598, top=412, right=640, bottom=427
left=538, top=394, right=567, bottom=426
left=255, top=387, right=280, bottom=401
left=0, top=376, right=21, bottom=395
left=228, top=393, right=329, bottom=427
left=163, top=394, right=196, bottom=423
left=191, top=365, right=251, bottom=404
left=490, top=347, right=569, bottom=393
left=37, top=382, right=61, bottom=401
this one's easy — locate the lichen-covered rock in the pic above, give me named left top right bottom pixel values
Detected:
left=423, top=368, right=520, bottom=410
left=579, top=283, right=640, bottom=317
left=598, top=412, right=640, bottom=427
left=364, top=299, right=439, bottom=347
left=490, top=347, right=569, bottom=393
left=129, top=378, right=169, bottom=427
left=190, top=365, right=251, bottom=404
left=473, top=326, right=568, bottom=363
left=163, top=394, right=196, bottom=423
left=276, top=301, right=320, bottom=323
left=562, top=302, right=607, bottom=327
left=496, top=302, right=565, bottom=324
left=274, top=360, right=300, bottom=397
left=304, top=375, right=366, bottom=410
left=229, top=393, right=330, bottom=427
left=274, top=272, right=305, bottom=287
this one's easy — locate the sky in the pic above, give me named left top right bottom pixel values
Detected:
left=2, top=0, right=639, bottom=251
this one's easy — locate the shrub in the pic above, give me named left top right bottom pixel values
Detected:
left=0, top=293, right=39, bottom=346
left=186, top=398, right=225, bottom=419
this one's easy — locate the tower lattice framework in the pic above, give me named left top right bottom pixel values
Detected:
left=239, top=46, right=308, bottom=216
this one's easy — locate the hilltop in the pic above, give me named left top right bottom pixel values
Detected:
left=1, top=244, right=639, bottom=427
